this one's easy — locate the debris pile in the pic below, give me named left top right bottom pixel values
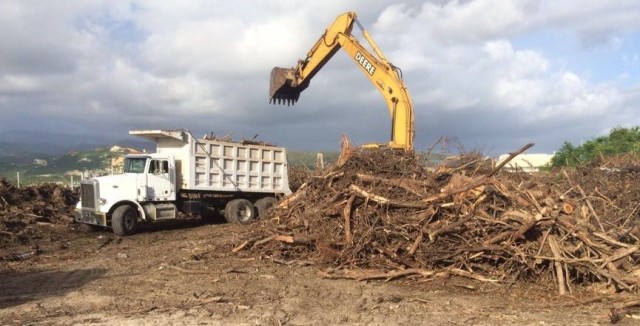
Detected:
left=0, top=177, right=78, bottom=247
left=287, top=166, right=314, bottom=193
left=244, top=146, right=640, bottom=294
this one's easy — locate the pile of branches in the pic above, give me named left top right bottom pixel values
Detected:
left=0, top=177, right=78, bottom=246
left=287, top=166, right=314, bottom=193
left=241, top=145, right=640, bottom=294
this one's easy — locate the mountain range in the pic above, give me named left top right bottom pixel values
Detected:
left=0, top=130, right=155, bottom=158
left=0, top=130, right=338, bottom=183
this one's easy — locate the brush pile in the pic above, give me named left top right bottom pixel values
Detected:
left=242, top=145, right=640, bottom=294
left=0, top=177, right=78, bottom=247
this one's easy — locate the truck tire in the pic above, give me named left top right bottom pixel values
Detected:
left=225, top=199, right=255, bottom=224
left=254, top=197, right=277, bottom=218
left=112, top=205, right=138, bottom=236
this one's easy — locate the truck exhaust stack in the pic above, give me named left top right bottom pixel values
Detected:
left=269, top=67, right=304, bottom=106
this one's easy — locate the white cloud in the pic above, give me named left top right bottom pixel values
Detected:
left=139, top=15, right=311, bottom=78
left=374, top=0, right=539, bottom=45
left=536, top=0, right=640, bottom=48
left=0, top=74, right=43, bottom=95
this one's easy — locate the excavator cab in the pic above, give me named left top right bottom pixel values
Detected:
left=269, top=67, right=308, bottom=106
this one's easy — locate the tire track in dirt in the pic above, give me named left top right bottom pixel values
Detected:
left=0, top=267, right=107, bottom=309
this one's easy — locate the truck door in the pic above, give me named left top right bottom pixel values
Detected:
left=147, top=159, right=175, bottom=200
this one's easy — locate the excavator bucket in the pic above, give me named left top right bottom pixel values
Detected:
left=269, top=67, right=303, bottom=106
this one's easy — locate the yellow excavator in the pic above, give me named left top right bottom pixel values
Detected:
left=269, top=11, right=415, bottom=151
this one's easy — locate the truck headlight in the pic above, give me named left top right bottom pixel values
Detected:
left=99, top=198, right=108, bottom=205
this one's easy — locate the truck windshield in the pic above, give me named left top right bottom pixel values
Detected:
left=124, top=157, right=147, bottom=173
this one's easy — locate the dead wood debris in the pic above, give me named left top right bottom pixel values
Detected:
left=0, top=177, right=78, bottom=248
left=240, top=145, right=640, bottom=295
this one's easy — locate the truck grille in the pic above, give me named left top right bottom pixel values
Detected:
left=81, top=183, right=96, bottom=209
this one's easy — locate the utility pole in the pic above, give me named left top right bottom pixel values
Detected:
left=316, top=152, right=324, bottom=170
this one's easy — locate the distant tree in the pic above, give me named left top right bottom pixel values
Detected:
left=551, top=126, right=640, bottom=167
left=551, top=142, right=581, bottom=167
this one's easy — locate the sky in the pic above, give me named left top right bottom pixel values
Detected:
left=1, top=0, right=639, bottom=155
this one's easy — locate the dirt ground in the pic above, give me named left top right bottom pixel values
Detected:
left=1, top=218, right=637, bottom=326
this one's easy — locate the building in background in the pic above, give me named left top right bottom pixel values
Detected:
left=496, top=153, right=554, bottom=172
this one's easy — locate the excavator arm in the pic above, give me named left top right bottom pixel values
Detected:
left=269, top=11, right=414, bottom=151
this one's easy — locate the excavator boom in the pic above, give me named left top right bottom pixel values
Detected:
left=269, top=11, right=415, bottom=151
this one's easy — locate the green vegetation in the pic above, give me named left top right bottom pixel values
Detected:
left=551, top=126, right=640, bottom=167
left=288, top=151, right=340, bottom=168
left=1, top=145, right=450, bottom=186
left=0, top=147, right=131, bottom=185
left=288, top=150, right=448, bottom=169
left=0, top=147, right=337, bottom=186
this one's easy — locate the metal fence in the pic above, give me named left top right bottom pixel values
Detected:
left=3, top=172, right=87, bottom=188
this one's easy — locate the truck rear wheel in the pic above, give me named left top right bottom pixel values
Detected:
left=225, top=199, right=255, bottom=224
left=254, top=197, right=277, bottom=218
left=112, top=205, right=138, bottom=236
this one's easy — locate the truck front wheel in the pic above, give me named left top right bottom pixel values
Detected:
left=112, top=205, right=139, bottom=236
left=225, top=199, right=255, bottom=224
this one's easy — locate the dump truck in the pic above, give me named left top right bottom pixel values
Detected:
left=270, top=11, right=414, bottom=151
left=75, top=129, right=291, bottom=235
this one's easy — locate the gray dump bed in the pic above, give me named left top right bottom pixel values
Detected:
left=130, top=129, right=291, bottom=195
